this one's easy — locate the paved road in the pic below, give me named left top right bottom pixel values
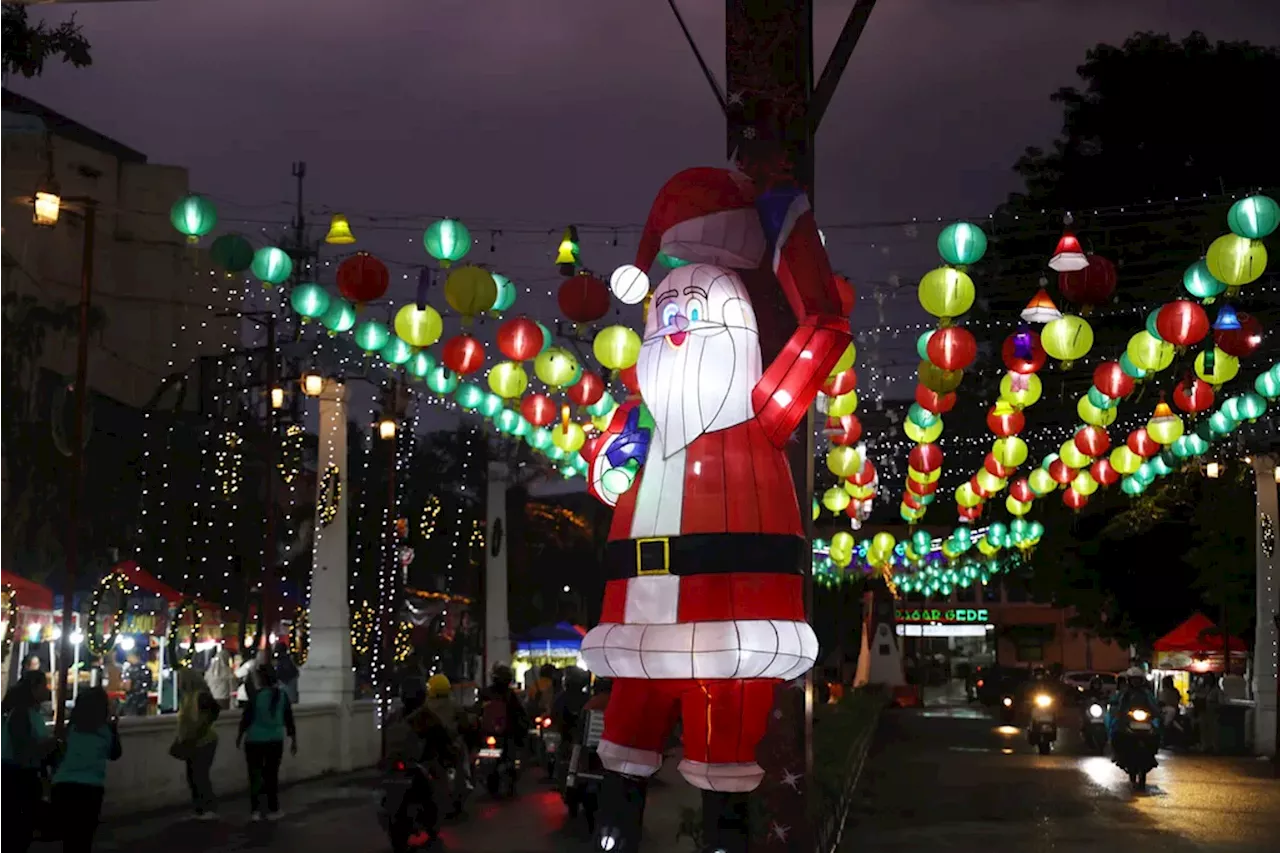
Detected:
left=36, top=750, right=700, bottom=853
left=844, top=702, right=1280, bottom=853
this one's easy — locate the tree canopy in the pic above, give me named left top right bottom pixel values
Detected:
left=2, top=4, right=92, bottom=78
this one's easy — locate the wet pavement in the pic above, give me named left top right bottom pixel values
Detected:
left=845, top=701, right=1280, bottom=852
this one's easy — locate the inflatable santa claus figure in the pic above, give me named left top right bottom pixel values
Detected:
left=580, top=167, right=852, bottom=853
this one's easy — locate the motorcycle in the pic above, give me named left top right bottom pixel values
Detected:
left=531, top=714, right=561, bottom=777
left=561, top=709, right=606, bottom=833
left=378, top=760, right=440, bottom=853
left=1081, top=700, right=1108, bottom=754
left=475, top=734, right=518, bottom=798
left=1027, top=691, right=1057, bottom=755
left=1114, top=707, right=1159, bottom=791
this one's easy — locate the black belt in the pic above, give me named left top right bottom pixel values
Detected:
left=604, top=534, right=804, bottom=581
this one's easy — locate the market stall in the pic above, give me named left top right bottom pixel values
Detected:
left=2, top=569, right=61, bottom=690
left=512, top=621, right=587, bottom=686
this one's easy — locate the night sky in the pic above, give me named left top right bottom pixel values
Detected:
left=11, top=0, right=1280, bottom=488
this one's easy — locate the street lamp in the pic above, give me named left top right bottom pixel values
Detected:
left=1206, top=462, right=1221, bottom=479
left=300, top=371, right=325, bottom=398
left=270, top=386, right=286, bottom=410
left=33, top=177, right=62, bottom=227
left=377, top=413, right=398, bottom=441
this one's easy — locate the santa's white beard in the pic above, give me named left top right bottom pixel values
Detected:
left=637, top=326, right=761, bottom=457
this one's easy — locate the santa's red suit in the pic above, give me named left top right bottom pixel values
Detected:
left=581, top=168, right=852, bottom=794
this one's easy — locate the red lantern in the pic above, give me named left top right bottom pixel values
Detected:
left=1048, top=459, right=1076, bottom=485
left=336, top=252, right=390, bottom=304
left=441, top=334, right=485, bottom=375
left=1001, top=330, right=1046, bottom=374
left=496, top=316, right=543, bottom=362
left=1010, top=478, right=1033, bottom=503
left=844, top=500, right=861, bottom=519
left=958, top=504, right=982, bottom=521
left=1093, top=361, right=1135, bottom=399
left=1155, top=300, right=1210, bottom=348
left=1074, top=425, right=1110, bottom=458
left=822, top=368, right=857, bottom=397
left=1057, top=254, right=1116, bottom=308
left=1172, top=376, right=1215, bottom=413
left=1090, top=458, right=1120, bottom=487
left=620, top=364, right=640, bottom=395
left=926, top=327, right=977, bottom=371
left=1063, top=487, right=1089, bottom=510
left=903, top=491, right=923, bottom=510
left=1126, top=428, right=1159, bottom=458
left=566, top=372, right=605, bottom=407
left=970, top=475, right=992, bottom=499
left=521, top=392, right=556, bottom=426
left=557, top=272, right=610, bottom=324
left=851, top=460, right=877, bottom=487
left=909, top=443, right=943, bottom=473
left=826, top=414, right=863, bottom=446
left=986, top=406, right=1025, bottom=437
left=1214, top=311, right=1264, bottom=358
left=983, top=454, right=1013, bottom=479
left=907, top=477, right=938, bottom=496
left=915, top=385, right=957, bottom=414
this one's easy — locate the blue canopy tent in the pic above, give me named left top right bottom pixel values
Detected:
left=510, top=622, right=587, bottom=684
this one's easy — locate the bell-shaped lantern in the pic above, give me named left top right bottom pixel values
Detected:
left=556, top=225, right=580, bottom=275
left=325, top=214, right=356, bottom=245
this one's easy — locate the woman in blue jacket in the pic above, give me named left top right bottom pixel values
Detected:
left=236, top=664, right=297, bottom=820
left=53, top=686, right=122, bottom=852
left=2, top=671, right=56, bottom=853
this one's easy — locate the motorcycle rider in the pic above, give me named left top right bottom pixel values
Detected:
left=426, top=674, right=472, bottom=796
left=551, top=667, right=591, bottom=741
left=383, top=678, right=457, bottom=843
left=478, top=664, right=529, bottom=753
left=1107, top=666, right=1160, bottom=752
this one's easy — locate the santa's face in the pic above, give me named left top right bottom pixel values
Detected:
left=637, top=264, right=761, bottom=456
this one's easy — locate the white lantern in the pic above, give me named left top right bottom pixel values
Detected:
left=609, top=264, right=650, bottom=305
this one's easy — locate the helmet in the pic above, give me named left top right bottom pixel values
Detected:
left=427, top=674, right=452, bottom=698
left=1124, top=666, right=1145, bottom=679
left=490, top=663, right=514, bottom=687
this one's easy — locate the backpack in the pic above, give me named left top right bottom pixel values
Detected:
left=480, top=696, right=509, bottom=735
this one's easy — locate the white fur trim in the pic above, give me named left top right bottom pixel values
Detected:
left=677, top=758, right=766, bottom=792
left=598, top=739, right=662, bottom=777
left=661, top=209, right=765, bottom=269
left=580, top=619, right=818, bottom=681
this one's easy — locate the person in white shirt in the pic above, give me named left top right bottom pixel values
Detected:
left=235, top=650, right=266, bottom=709
left=205, top=648, right=237, bottom=709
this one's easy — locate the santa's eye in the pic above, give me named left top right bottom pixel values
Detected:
left=661, top=303, right=679, bottom=326
left=686, top=298, right=704, bottom=324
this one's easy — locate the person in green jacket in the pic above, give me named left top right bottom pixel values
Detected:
left=2, top=670, right=56, bottom=853
left=52, top=686, right=122, bottom=852
left=236, top=664, right=297, bottom=820
left=172, top=667, right=221, bottom=819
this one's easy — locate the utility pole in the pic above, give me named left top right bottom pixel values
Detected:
left=260, top=313, right=278, bottom=649
left=724, top=2, right=879, bottom=850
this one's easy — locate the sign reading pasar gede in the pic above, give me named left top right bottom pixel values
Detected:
left=895, top=608, right=989, bottom=624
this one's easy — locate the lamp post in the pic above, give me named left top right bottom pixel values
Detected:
left=34, top=187, right=97, bottom=733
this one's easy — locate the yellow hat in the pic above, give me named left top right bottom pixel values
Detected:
left=427, top=674, right=452, bottom=697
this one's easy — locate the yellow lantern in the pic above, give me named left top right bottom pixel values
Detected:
left=534, top=346, right=580, bottom=388
left=444, top=265, right=498, bottom=324
left=394, top=304, right=443, bottom=348
left=1006, top=496, right=1032, bottom=516
left=827, top=390, right=859, bottom=417
left=999, top=372, right=1042, bottom=409
left=844, top=481, right=875, bottom=500
left=977, top=539, right=999, bottom=557
left=1194, top=348, right=1240, bottom=386
left=1109, top=446, right=1142, bottom=475
left=1206, top=234, right=1267, bottom=287
left=991, top=436, right=1028, bottom=469
left=955, top=482, right=982, bottom=508
left=592, top=404, right=618, bottom=433
left=871, top=531, right=896, bottom=560
left=1040, top=315, right=1094, bottom=365
left=1059, top=440, right=1092, bottom=469
left=822, top=486, right=851, bottom=514
left=1146, top=401, right=1185, bottom=445
left=324, top=213, right=356, bottom=245
left=1071, top=470, right=1099, bottom=496
left=831, top=342, right=857, bottom=375
left=826, top=446, right=863, bottom=479
left=1028, top=468, right=1056, bottom=496
left=975, top=469, right=1007, bottom=495
left=487, top=361, right=529, bottom=399
left=917, top=267, right=975, bottom=320
left=904, top=418, right=943, bottom=444
left=593, top=325, right=642, bottom=371
left=829, top=531, right=855, bottom=567
left=1126, top=331, right=1174, bottom=373
left=909, top=467, right=941, bottom=484
left=552, top=421, right=586, bottom=453
left=1077, top=396, right=1117, bottom=427
left=918, top=361, right=964, bottom=394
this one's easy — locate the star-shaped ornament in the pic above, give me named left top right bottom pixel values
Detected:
left=728, top=90, right=745, bottom=106
left=770, top=822, right=790, bottom=842
left=780, top=768, right=803, bottom=791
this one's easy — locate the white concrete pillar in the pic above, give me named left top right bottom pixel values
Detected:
left=1252, top=454, right=1278, bottom=758
left=483, top=461, right=510, bottom=679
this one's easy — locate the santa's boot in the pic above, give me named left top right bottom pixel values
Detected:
left=595, top=770, right=648, bottom=852
left=700, top=790, right=750, bottom=853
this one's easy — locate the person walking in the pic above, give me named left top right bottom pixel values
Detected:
left=2, top=670, right=56, bottom=853
left=172, top=667, right=221, bottom=820
left=236, top=664, right=297, bottom=821
left=52, top=687, right=123, bottom=852
left=205, top=648, right=236, bottom=710
left=274, top=642, right=299, bottom=706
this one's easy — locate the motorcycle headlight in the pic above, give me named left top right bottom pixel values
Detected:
left=1130, top=708, right=1149, bottom=722
left=1034, top=694, right=1052, bottom=709
left=1088, top=703, right=1103, bottom=718
left=1002, top=696, right=1013, bottom=707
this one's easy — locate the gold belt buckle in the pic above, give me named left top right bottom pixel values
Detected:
left=634, top=537, right=670, bottom=576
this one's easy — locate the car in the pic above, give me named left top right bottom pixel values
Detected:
left=1062, top=671, right=1118, bottom=697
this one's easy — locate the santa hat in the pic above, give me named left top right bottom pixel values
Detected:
left=634, top=167, right=766, bottom=273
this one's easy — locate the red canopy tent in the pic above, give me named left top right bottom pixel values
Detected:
left=112, top=561, right=184, bottom=604
left=1, top=570, right=55, bottom=611
left=1153, top=613, right=1247, bottom=673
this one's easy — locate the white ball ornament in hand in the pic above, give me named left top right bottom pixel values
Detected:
left=609, top=264, right=650, bottom=305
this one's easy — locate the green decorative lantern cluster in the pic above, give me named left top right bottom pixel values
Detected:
left=251, top=246, right=293, bottom=287
left=210, top=233, right=254, bottom=273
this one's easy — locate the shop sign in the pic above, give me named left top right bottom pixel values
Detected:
left=895, top=607, right=989, bottom=624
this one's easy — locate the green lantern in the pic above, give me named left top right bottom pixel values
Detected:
left=251, top=246, right=293, bottom=287
left=911, top=529, right=932, bottom=556
left=587, top=393, right=617, bottom=418
left=907, top=403, right=939, bottom=429
left=423, top=218, right=471, bottom=267
left=936, top=221, right=987, bottom=266
left=381, top=336, right=414, bottom=366
left=426, top=365, right=459, bottom=395
left=1087, top=386, right=1116, bottom=410
left=491, top=273, right=517, bottom=312
left=1150, top=455, right=1173, bottom=477
left=1221, top=396, right=1244, bottom=422
left=1234, top=392, right=1267, bottom=421
left=170, top=194, right=217, bottom=242
left=527, top=427, right=552, bottom=450
left=290, top=283, right=330, bottom=321
left=536, top=322, right=553, bottom=354
left=320, top=297, right=356, bottom=335
left=1227, top=195, right=1279, bottom=241
left=1121, top=476, right=1146, bottom=496
left=545, top=444, right=566, bottom=462
left=495, top=408, right=524, bottom=435
left=454, top=383, right=485, bottom=410
left=478, top=392, right=504, bottom=418
left=1255, top=369, right=1280, bottom=400
left=407, top=351, right=435, bottom=379
left=1182, top=260, right=1227, bottom=303
left=209, top=233, right=254, bottom=272
left=1118, top=352, right=1148, bottom=380
left=1134, top=462, right=1155, bottom=485
left=1208, top=410, right=1237, bottom=436
left=916, top=331, right=934, bottom=361
left=354, top=320, right=390, bottom=354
